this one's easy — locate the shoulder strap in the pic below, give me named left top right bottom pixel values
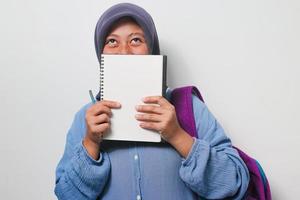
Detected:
left=170, top=85, right=272, bottom=200
left=170, top=86, right=204, bottom=137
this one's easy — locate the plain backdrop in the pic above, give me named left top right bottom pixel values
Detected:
left=0, top=0, right=299, bottom=199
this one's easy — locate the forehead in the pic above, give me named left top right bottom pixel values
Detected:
left=107, top=17, right=144, bottom=35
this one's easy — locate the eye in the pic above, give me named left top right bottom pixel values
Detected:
left=130, top=37, right=142, bottom=45
left=105, top=38, right=118, bottom=47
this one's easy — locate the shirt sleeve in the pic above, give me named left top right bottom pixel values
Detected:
left=179, top=95, right=250, bottom=199
left=54, top=103, right=111, bottom=200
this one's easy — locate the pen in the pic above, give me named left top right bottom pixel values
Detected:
left=89, top=90, right=96, bottom=104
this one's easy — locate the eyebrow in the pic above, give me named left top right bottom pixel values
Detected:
left=106, top=32, right=145, bottom=38
left=129, top=32, right=145, bottom=37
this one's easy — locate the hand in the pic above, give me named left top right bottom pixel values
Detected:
left=134, top=96, right=183, bottom=143
left=135, top=95, right=194, bottom=157
left=83, top=100, right=121, bottom=159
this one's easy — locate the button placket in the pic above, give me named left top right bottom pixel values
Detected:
left=133, top=142, right=142, bottom=200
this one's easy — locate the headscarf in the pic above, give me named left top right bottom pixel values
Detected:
left=94, top=3, right=160, bottom=62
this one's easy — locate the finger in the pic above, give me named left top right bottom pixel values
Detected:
left=139, top=122, right=161, bottom=132
left=135, top=104, right=164, bottom=114
left=142, top=96, right=170, bottom=107
left=93, top=123, right=110, bottom=134
left=135, top=113, right=162, bottom=122
left=99, top=100, right=121, bottom=108
left=90, top=104, right=113, bottom=116
left=94, top=113, right=110, bottom=125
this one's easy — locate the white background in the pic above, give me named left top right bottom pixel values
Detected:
left=0, top=0, right=299, bottom=199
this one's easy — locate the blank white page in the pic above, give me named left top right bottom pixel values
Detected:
left=100, top=54, right=167, bottom=142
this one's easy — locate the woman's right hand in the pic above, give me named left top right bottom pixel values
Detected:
left=83, top=100, right=121, bottom=160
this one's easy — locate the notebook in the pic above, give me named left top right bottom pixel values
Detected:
left=99, top=54, right=167, bottom=142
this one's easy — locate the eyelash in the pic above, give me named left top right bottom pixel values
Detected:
left=105, top=37, right=144, bottom=47
left=131, top=38, right=142, bottom=43
left=106, top=39, right=116, bottom=45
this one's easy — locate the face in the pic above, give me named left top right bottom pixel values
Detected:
left=102, top=18, right=149, bottom=55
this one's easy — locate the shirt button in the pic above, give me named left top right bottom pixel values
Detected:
left=136, top=195, right=141, bottom=200
left=134, top=154, right=139, bottom=160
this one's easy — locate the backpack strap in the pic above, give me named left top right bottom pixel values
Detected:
left=170, top=85, right=272, bottom=200
left=170, top=86, right=204, bottom=137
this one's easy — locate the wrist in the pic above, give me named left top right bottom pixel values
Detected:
left=168, top=128, right=194, bottom=158
left=83, top=137, right=101, bottom=160
left=167, top=127, right=185, bottom=145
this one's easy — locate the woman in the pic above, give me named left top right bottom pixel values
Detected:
left=55, top=3, right=249, bottom=200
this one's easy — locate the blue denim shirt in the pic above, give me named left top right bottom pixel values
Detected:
left=55, top=88, right=249, bottom=200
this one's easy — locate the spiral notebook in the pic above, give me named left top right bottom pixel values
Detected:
left=99, top=54, right=167, bottom=142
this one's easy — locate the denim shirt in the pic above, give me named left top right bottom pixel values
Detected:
left=55, top=88, right=249, bottom=200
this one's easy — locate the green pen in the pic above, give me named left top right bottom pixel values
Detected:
left=89, top=90, right=96, bottom=104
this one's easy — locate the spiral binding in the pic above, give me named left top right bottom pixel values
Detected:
left=99, top=55, right=104, bottom=100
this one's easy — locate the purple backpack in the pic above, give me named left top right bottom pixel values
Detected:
left=170, top=86, right=271, bottom=200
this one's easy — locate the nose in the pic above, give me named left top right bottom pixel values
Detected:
left=119, top=44, right=132, bottom=54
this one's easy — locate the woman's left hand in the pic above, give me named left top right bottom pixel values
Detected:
left=135, top=95, right=183, bottom=142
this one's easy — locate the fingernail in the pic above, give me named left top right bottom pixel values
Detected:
left=135, top=105, right=140, bottom=110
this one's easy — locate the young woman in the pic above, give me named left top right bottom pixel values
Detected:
left=55, top=3, right=249, bottom=200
